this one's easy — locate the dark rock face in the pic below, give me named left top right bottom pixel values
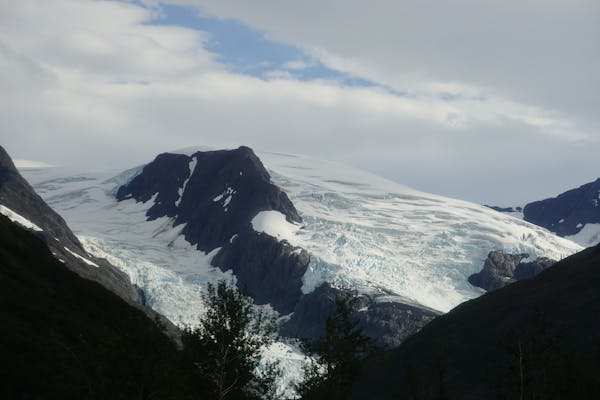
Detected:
left=0, top=146, right=141, bottom=305
left=523, top=178, right=600, bottom=237
left=117, top=146, right=301, bottom=251
left=281, top=283, right=439, bottom=348
left=468, top=251, right=529, bottom=291
left=212, top=227, right=310, bottom=314
left=116, top=152, right=191, bottom=217
left=513, top=257, right=556, bottom=280
left=117, top=147, right=304, bottom=314
left=360, top=302, right=439, bottom=348
left=468, top=250, right=556, bottom=291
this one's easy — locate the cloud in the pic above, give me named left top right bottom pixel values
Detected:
left=0, top=0, right=598, bottom=205
left=282, top=60, right=313, bottom=70
left=170, top=0, right=600, bottom=136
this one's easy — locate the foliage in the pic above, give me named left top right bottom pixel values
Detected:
left=181, top=280, right=279, bottom=400
left=296, top=294, right=373, bottom=400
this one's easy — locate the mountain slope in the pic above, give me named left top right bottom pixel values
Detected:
left=353, top=243, right=600, bottom=399
left=0, top=145, right=141, bottom=304
left=488, top=178, right=600, bottom=247
left=116, top=147, right=307, bottom=314
left=0, top=214, right=189, bottom=399
left=524, top=178, right=600, bottom=247
left=22, top=148, right=581, bottom=321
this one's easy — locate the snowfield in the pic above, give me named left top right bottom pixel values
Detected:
left=20, top=151, right=583, bottom=396
left=22, top=152, right=582, bottom=319
left=567, top=223, right=600, bottom=248
left=258, top=152, right=582, bottom=311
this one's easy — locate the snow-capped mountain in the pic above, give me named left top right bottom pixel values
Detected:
left=22, top=147, right=581, bottom=324
left=489, top=178, right=600, bottom=248
left=116, top=147, right=308, bottom=315
left=19, top=146, right=583, bottom=391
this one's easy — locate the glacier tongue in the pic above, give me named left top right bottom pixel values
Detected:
left=22, top=166, right=234, bottom=327
left=258, top=152, right=583, bottom=312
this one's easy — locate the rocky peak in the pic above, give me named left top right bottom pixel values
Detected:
left=117, top=146, right=301, bottom=252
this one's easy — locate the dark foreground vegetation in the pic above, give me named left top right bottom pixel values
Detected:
left=3, top=211, right=600, bottom=400
left=353, top=242, right=600, bottom=399
left=0, top=214, right=190, bottom=399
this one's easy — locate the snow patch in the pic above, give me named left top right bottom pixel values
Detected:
left=175, top=156, right=197, bottom=207
left=566, top=223, right=600, bottom=247
left=251, top=211, right=300, bottom=242
left=213, top=186, right=236, bottom=212
left=259, top=340, right=306, bottom=398
left=64, top=247, right=100, bottom=268
left=0, top=205, right=43, bottom=231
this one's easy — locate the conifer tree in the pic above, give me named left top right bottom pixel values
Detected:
left=182, top=280, right=280, bottom=400
left=296, top=294, right=373, bottom=400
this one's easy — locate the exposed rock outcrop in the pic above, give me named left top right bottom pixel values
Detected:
left=211, top=227, right=310, bottom=314
left=513, top=257, right=556, bottom=280
left=468, top=250, right=556, bottom=291
left=281, top=283, right=439, bottom=348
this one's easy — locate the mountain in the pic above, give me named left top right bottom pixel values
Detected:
left=0, top=145, right=141, bottom=304
left=0, top=205, right=192, bottom=399
left=113, top=147, right=440, bottom=347
left=116, top=147, right=307, bottom=314
left=488, top=178, right=600, bottom=247
left=524, top=178, right=600, bottom=247
left=20, top=147, right=581, bottom=346
left=353, top=243, right=600, bottom=399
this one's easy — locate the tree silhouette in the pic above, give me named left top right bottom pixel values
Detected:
left=182, top=280, right=280, bottom=400
left=296, top=294, right=373, bottom=400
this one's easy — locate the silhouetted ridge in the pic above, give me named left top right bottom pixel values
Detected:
left=0, top=145, right=141, bottom=304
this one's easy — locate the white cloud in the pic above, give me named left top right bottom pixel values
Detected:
left=0, top=0, right=598, bottom=205
left=172, top=0, right=600, bottom=135
left=282, top=60, right=313, bottom=70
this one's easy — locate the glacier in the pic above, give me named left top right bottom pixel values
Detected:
left=20, top=151, right=583, bottom=396
left=22, top=152, right=582, bottom=318
left=257, top=152, right=582, bottom=311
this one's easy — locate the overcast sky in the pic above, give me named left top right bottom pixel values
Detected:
left=1, top=0, right=598, bottom=205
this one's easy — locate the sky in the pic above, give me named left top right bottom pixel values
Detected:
left=0, top=0, right=598, bottom=205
